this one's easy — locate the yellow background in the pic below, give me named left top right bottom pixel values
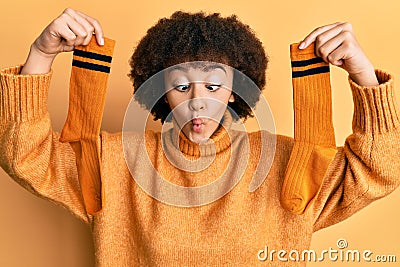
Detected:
left=0, top=0, right=399, bottom=266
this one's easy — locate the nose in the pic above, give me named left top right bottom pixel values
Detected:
left=188, top=83, right=206, bottom=111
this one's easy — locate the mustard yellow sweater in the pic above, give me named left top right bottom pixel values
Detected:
left=0, top=65, right=399, bottom=266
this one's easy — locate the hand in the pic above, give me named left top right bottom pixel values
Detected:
left=299, top=22, right=379, bottom=86
left=21, top=8, right=104, bottom=74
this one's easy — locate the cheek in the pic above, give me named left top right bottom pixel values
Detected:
left=165, top=92, right=189, bottom=119
left=165, top=91, right=180, bottom=110
left=216, top=90, right=233, bottom=106
left=205, top=98, right=229, bottom=119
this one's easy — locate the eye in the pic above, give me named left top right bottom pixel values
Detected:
left=205, top=84, right=222, bottom=91
left=174, top=84, right=190, bottom=92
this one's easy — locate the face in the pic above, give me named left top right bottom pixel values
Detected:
left=164, top=62, right=234, bottom=144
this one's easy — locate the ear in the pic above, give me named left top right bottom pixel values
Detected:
left=228, top=94, right=235, bottom=103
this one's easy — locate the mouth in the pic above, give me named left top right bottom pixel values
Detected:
left=191, top=118, right=204, bottom=133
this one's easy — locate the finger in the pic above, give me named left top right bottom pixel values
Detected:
left=315, top=30, right=347, bottom=62
left=61, top=44, right=75, bottom=53
left=69, top=12, right=96, bottom=45
left=49, top=18, right=77, bottom=43
left=327, top=44, right=346, bottom=66
left=314, top=25, right=349, bottom=56
left=56, top=11, right=90, bottom=45
left=63, top=15, right=90, bottom=46
left=75, top=10, right=104, bottom=46
left=56, top=26, right=78, bottom=46
left=63, top=9, right=94, bottom=45
left=299, top=22, right=342, bottom=49
left=48, top=24, right=76, bottom=52
left=318, top=31, right=355, bottom=66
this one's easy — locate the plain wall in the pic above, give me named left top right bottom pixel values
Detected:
left=0, top=0, right=399, bottom=266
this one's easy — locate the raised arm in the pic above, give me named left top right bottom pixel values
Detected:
left=297, top=22, right=400, bottom=229
left=0, top=8, right=105, bottom=223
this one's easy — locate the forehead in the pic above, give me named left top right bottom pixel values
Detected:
left=165, top=62, right=231, bottom=75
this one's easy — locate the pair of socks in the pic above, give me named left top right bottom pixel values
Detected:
left=59, top=37, right=335, bottom=215
left=280, top=43, right=337, bottom=215
left=60, top=36, right=115, bottom=214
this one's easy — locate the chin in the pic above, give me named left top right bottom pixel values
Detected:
left=189, top=133, right=210, bottom=144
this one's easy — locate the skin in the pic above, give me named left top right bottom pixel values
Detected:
left=21, top=8, right=380, bottom=143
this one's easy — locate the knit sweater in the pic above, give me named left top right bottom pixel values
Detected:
left=0, top=65, right=399, bottom=266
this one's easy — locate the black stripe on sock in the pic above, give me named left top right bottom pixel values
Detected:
left=291, top=57, right=325, bottom=67
left=72, top=60, right=110, bottom=73
left=292, top=66, right=329, bottom=78
left=73, top=49, right=112, bottom=63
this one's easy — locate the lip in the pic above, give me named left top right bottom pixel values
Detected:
left=191, top=118, right=203, bottom=125
left=191, top=118, right=204, bottom=133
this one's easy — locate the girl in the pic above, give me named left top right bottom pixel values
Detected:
left=0, top=8, right=399, bottom=266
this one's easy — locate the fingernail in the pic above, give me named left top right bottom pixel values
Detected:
left=298, top=42, right=305, bottom=49
left=100, top=37, right=104, bottom=46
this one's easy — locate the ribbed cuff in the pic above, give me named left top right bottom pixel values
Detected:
left=0, top=65, right=52, bottom=122
left=290, top=42, right=315, bottom=58
left=350, top=69, right=400, bottom=133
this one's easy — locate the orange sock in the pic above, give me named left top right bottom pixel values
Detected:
left=60, top=36, right=115, bottom=214
left=280, top=43, right=337, bottom=215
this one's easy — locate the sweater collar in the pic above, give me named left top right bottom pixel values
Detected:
left=170, top=110, right=233, bottom=157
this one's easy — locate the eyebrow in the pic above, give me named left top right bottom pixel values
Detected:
left=167, top=63, right=227, bottom=74
left=202, top=64, right=227, bottom=74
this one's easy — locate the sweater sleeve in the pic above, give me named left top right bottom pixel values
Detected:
left=312, top=69, right=400, bottom=231
left=0, top=65, right=91, bottom=224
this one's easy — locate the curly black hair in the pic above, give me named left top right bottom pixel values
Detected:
left=129, top=11, right=268, bottom=123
